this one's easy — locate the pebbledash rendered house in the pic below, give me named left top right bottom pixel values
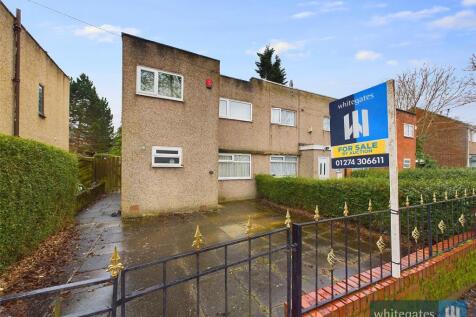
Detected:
left=121, top=33, right=416, bottom=216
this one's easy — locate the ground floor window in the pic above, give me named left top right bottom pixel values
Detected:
left=218, top=153, right=251, bottom=180
left=270, top=155, right=297, bottom=177
left=151, top=146, right=182, bottom=167
left=403, top=158, right=411, bottom=169
left=470, top=155, right=476, bottom=168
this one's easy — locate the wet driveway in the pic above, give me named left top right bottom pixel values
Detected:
left=61, top=194, right=390, bottom=316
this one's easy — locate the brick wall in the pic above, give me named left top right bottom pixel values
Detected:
left=396, top=110, right=416, bottom=170
left=416, top=109, right=469, bottom=167
left=304, top=239, right=476, bottom=317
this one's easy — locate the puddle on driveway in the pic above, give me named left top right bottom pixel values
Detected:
left=61, top=195, right=389, bottom=316
left=61, top=196, right=311, bottom=316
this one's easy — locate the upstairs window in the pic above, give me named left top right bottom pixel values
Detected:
left=323, top=117, right=330, bottom=131
left=472, top=131, right=476, bottom=142
left=218, top=153, right=251, bottom=180
left=271, top=108, right=296, bottom=126
left=151, top=146, right=182, bottom=167
left=270, top=155, right=297, bottom=177
left=137, top=66, right=183, bottom=101
left=403, top=123, right=414, bottom=138
left=38, top=84, right=45, bottom=117
left=219, top=98, right=252, bottom=122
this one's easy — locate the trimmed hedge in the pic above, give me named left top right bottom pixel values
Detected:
left=0, top=134, right=78, bottom=272
left=352, top=168, right=476, bottom=181
left=256, top=172, right=476, bottom=218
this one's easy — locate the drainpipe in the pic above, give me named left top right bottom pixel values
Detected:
left=13, top=9, right=21, bottom=136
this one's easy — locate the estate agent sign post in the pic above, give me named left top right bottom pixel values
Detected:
left=329, top=80, right=401, bottom=278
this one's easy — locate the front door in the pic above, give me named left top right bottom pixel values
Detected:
left=318, top=156, right=330, bottom=180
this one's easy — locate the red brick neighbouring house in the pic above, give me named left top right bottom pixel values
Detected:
left=396, top=109, right=417, bottom=170
left=416, top=108, right=475, bottom=168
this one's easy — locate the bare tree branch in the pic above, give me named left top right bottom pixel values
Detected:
left=395, top=64, right=476, bottom=139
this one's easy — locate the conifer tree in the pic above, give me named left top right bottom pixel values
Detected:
left=70, top=74, right=114, bottom=154
left=255, top=45, right=287, bottom=84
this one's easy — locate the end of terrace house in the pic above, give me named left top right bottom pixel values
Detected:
left=121, top=33, right=416, bottom=216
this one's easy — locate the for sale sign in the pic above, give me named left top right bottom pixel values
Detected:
left=329, top=82, right=389, bottom=169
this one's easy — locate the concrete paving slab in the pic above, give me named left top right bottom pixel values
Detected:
left=62, top=195, right=354, bottom=317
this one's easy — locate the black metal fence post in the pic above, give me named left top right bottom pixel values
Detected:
left=427, top=205, right=433, bottom=258
left=111, top=276, right=118, bottom=317
left=291, top=223, right=302, bottom=317
left=121, top=271, right=126, bottom=317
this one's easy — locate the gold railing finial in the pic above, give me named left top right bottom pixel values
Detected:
left=368, top=199, right=373, bottom=212
left=433, top=192, right=437, bottom=203
left=376, top=236, right=385, bottom=254
left=285, top=209, right=292, bottom=228
left=412, top=226, right=420, bottom=243
left=405, top=196, right=410, bottom=207
left=327, top=248, right=337, bottom=270
left=455, top=190, right=459, bottom=199
left=420, top=194, right=424, bottom=205
left=52, top=298, right=61, bottom=317
left=445, top=191, right=448, bottom=201
left=343, top=201, right=349, bottom=217
left=473, top=188, right=475, bottom=196
left=106, top=246, right=124, bottom=278
left=464, top=189, right=468, bottom=198
left=314, top=205, right=321, bottom=221
left=438, top=220, right=446, bottom=233
left=192, top=225, right=204, bottom=250
left=245, top=216, right=252, bottom=236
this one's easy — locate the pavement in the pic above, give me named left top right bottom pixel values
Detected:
left=60, top=194, right=390, bottom=317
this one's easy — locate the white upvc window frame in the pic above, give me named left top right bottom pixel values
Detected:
left=136, top=65, right=184, bottom=102
left=151, top=146, right=183, bottom=168
left=271, top=107, right=296, bottom=127
left=323, top=117, right=331, bottom=132
left=472, top=131, right=476, bottom=143
left=403, top=123, right=415, bottom=138
left=269, top=155, right=298, bottom=177
left=403, top=158, right=411, bottom=169
left=218, top=153, right=252, bottom=180
left=219, top=98, right=253, bottom=122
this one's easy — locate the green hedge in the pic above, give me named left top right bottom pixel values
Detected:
left=0, top=135, right=78, bottom=272
left=256, top=172, right=476, bottom=217
left=352, top=168, right=476, bottom=181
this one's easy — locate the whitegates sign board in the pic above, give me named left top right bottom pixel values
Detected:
left=329, top=82, right=389, bottom=169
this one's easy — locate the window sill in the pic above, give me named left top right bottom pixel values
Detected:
left=38, top=112, right=46, bottom=119
left=403, top=136, right=414, bottom=139
left=271, top=175, right=297, bottom=178
left=271, top=123, right=296, bottom=128
left=152, top=164, right=183, bottom=168
left=219, top=117, right=252, bottom=123
left=136, top=91, right=184, bottom=102
left=218, top=177, right=252, bottom=181
left=322, top=129, right=330, bottom=132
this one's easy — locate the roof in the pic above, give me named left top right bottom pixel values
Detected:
left=416, top=108, right=475, bottom=129
left=0, top=1, right=68, bottom=77
left=122, top=33, right=221, bottom=63
left=250, top=77, right=336, bottom=100
left=396, top=108, right=416, bottom=116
